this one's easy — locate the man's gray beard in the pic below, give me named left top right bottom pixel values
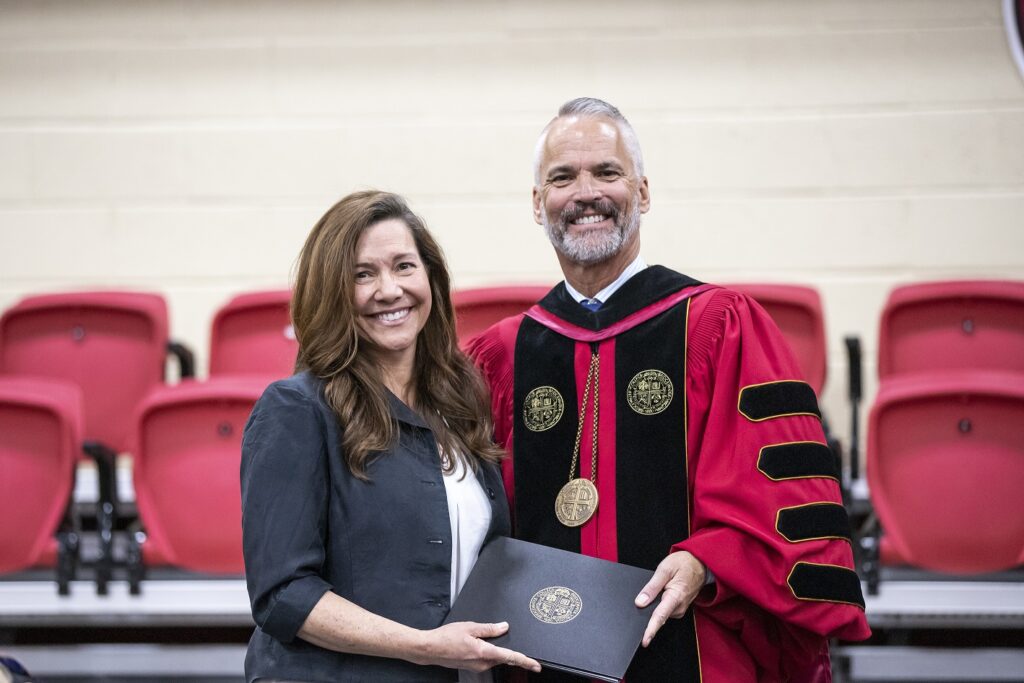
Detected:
left=543, top=201, right=642, bottom=266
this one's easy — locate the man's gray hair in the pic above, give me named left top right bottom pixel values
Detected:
left=533, top=97, right=645, bottom=185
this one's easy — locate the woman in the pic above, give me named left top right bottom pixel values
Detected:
left=241, top=191, right=540, bottom=682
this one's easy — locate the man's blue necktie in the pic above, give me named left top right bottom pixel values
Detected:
left=581, top=299, right=602, bottom=312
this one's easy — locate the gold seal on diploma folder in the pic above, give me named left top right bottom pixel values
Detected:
left=529, top=586, right=583, bottom=624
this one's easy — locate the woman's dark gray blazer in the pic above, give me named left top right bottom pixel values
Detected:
left=241, top=371, right=511, bottom=683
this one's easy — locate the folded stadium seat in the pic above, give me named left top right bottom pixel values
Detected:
left=722, top=284, right=827, bottom=396
left=853, top=279, right=1024, bottom=592
left=0, top=292, right=178, bottom=449
left=0, top=377, right=82, bottom=593
left=209, top=289, right=296, bottom=379
left=0, top=291, right=194, bottom=593
left=452, top=286, right=551, bottom=347
left=878, top=280, right=1024, bottom=379
left=127, top=377, right=267, bottom=590
left=867, top=371, right=1024, bottom=575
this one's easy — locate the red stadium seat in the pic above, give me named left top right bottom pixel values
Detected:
left=867, top=371, right=1024, bottom=574
left=0, top=377, right=82, bottom=583
left=129, top=377, right=266, bottom=577
left=724, top=284, right=828, bottom=396
left=0, top=290, right=193, bottom=592
left=878, top=280, right=1024, bottom=379
left=209, top=290, right=296, bottom=379
left=452, top=286, right=551, bottom=346
left=0, top=291, right=173, bottom=452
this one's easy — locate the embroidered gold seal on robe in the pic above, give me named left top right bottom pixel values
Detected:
left=523, top=386, right=564, bottom=431
left=626, top=369, right=674, bottom=415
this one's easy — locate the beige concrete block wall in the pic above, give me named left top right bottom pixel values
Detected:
left=2, top=0, right=1023, bottom=468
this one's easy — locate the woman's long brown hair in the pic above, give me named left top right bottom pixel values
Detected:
left=291, top=190, right=503, bottom=479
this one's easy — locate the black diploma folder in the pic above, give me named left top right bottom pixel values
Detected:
left=443, top=536, right=658, bottom=682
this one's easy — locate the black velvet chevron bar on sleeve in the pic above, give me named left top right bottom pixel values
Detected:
left=739, top=381, right=821, bottom=422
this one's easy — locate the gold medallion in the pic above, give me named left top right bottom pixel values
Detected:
left=523, top=386, right=564, bottom=432
left=529, top=586, right=583, bottom=624
left=555, top=478, right=599, bottom=527
left=626, top=369, right=674, bottom=415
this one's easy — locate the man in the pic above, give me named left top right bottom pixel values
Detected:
left=468, top=98, right=870, bottom=681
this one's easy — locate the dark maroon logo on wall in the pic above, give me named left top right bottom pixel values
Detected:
left=1006, top=0, right=1024, bottom=80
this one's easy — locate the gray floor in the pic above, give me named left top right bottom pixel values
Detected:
left=2, top=577, right=1023, bottom=681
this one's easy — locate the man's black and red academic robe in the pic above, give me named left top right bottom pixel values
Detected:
left=468, top=266, right=870, bottom=682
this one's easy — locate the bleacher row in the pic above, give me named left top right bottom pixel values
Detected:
left=1, top=281, right=1022, bottom=599
left=0, top=290, right=297, bottom=595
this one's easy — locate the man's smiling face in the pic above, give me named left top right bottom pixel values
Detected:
left=533, top=115, right=650, bottom=266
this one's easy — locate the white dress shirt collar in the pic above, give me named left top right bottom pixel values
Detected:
left=564, top=255, right=648, bottom=306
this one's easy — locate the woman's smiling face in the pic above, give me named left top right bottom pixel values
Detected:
left=352, top=218, right=432, bottom=368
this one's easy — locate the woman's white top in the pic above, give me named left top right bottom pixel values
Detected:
left=443, top=454, right=494, bottom=683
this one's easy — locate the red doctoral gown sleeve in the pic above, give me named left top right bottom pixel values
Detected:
left=677, top=289, right=870, bottom=677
